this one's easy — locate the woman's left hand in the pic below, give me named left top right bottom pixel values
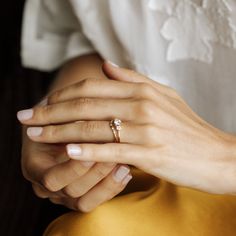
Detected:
left=17, top=62, right=236, bottom=195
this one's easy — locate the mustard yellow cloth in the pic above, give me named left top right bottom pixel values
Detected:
left=44, top=169, right=236, bottom=236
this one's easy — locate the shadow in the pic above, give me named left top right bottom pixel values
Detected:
left=0, top=1, right=68, bottom=235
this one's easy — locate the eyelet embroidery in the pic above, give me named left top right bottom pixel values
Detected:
left=148, top=0, right=236, bottom=63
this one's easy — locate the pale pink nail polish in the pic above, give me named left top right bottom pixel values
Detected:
left=122, top=175, right=132, bottom=185
left=81, top=161, right=95, bottom=167
left=27, top=127, right=43, bottom=137
left=17, top=109, right=33, bottom=121
left=67, top=144, right=82, bottom=159
left=107, top=61, right=119, bottom=68
left=113, top=166, right=130, bottom=183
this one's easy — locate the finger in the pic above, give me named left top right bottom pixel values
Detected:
left=66, top=143, right=152, bottom=167
left=76, top=165, right=132, bottom=212
left=17, top=98, right=137, bottom=126
left=103, top=61, right=159, bottom=87
left=103, top=62, right=175, bottom=96
left=32, top=183, right=66, bottom=199
left=41, top=159, right=95, bottom=192
left=32, top=183, right=54, bottom=199
left=23, top=141, right=72, bottom=184
left=26, top=121, right=156, bottom=145
left=47, top=78, right=139, bottom=104
left=62, top=162, right=117, bottom=198
left=25, top=152, right=58, bottom=184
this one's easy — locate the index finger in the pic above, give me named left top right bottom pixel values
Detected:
left=47, top=78, right=137, bottom=105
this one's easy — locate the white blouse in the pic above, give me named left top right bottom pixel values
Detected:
left=21, top=0, right=236, bottom=133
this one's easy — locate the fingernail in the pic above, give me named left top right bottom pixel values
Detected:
left=38, top=98, right=48, bottom=106
left=122, top=174, right=133, bottom=185
left=113, top=166, right=130, bottom=183
left=107, top=61, right=119, bottom=68
left=81, top=161, right=95, bottom=167
left=27, top=127, right=43, bottom=137
left=17, top=109, right=34, bottom=121
left=67, top=144, right=82, bottom=159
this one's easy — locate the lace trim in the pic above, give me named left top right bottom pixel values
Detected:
left=148, top=0, right=236, bottom=63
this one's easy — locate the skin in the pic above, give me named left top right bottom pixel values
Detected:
left=20, top=54, right=132, bottom=212
left=18, top=61, right=236, bottom=199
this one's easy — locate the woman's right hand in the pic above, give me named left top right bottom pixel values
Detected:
left=21, top=127, right=132, bottom=212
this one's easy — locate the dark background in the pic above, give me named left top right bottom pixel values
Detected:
left=0, top=1, right=67, bottom=235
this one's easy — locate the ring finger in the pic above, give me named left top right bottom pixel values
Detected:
left=26, top=121, right=155, bottom=145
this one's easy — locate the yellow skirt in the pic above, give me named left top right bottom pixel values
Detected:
left=44, top=169, right=236, bottom=236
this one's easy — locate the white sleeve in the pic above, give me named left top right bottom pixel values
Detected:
left=21, top=0, right=96, bottom=71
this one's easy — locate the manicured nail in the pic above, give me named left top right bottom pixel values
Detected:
left=67, top=144, right=82, bottom=159
left=113, top=166, right=130, bottom=183
left=27, top=127, right=43, bottom=137
left=81, top=161, right=95, bottom=167
left=122, top=174, right=133, bottom=185
left=107, top=61, right=119, bottom=68
left=38, top=98, right=48, bottom=106
left=17, top=109, right=33, bottom=121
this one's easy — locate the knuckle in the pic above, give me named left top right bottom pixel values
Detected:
left=137, top=99, right=157, bottom=120
left=105, top=183, right=121, bottom=196
left=32, top=185, right=48, bottom=199
left=62, top=186, right=79, bottom=198
left=150, top=146, right=165, bottom=168
left=80, top=77, right=98, bottom=90
left=40, top=105, right=54, bottom=123
left=94, top=166, right=109, bottom=179
left=44, top=125, right=58, bottom=141
left=71, top=98, right=92, bottom=111
left=41, top=172, right=58, bottom=192
left=138, top=83, right=156, bottom=98
left=68, top=161, right=86, bottom=178
left=48, top=90, right=61, bottom=104
left=112, top=145, right=125, bottom=160
left=81, top=122, right=100, bottom=135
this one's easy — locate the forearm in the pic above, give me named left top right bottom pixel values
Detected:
left=48, top=53, right=106, bottom=93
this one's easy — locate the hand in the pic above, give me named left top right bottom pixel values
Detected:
left=18, top=62, right=236, bottom=195
left=20, top=111, right=132, bottom=213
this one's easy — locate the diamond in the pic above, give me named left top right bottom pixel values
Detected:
left=114, top=119, right=121, bottom=126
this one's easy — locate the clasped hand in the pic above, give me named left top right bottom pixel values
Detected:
left=18, top=62, right=235, bottom=212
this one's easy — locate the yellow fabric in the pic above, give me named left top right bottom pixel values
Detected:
left=44, top=169, right=236, bottom=236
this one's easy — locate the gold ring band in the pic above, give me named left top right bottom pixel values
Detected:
left=110, top=118, right=122, bottom=143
